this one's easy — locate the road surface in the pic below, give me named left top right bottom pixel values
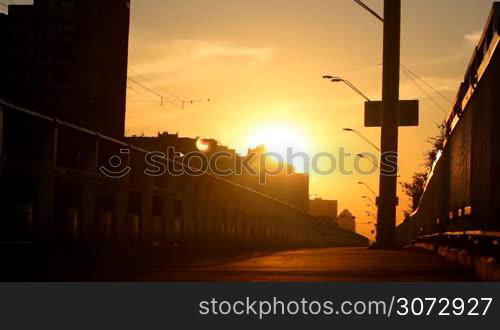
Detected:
left=136, top=247, right=476, bottom=282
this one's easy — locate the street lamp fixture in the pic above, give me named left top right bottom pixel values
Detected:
left=323, top=75, right=371, bottom=102
left=357, top=153, right=379, bottom=168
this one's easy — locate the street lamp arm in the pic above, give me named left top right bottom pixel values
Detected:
left=362, top=195, right=375, bottom=205
left=323, top=75, right=372, bottom=102
left=352, top=130, right=381, bottom=152
left=362, top=183, right=378, bottom=197
left=342, top=80, right=371, bottom=102
left=353, top=0, right=384, bottom=22
left=358, top=181, right=378, bottom=198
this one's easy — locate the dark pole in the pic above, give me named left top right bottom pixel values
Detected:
left=0, top=107, right=3, bottom=159
left=376, top=0, right=401, bottom=248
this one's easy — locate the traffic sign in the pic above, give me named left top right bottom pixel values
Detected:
left=364, top=100, right=419, bottom=127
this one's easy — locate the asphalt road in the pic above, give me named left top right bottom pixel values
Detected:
left=136, top=247, right=476, bottom=282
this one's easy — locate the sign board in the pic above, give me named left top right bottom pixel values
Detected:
left=364, top=100, right=419, bottom=127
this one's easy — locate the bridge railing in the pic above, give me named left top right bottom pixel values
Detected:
left=397, top=4, right=500, bottom=247
left=0, top=98, right=368, bottom=256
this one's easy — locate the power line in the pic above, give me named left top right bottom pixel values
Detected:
left=401, top=67, right=448, bottom=115
left=127, top=76, right=181, bottom=109
left=128, top=67, right=182, bottom=102
left=338, top=62, right=452, bottom=116
left=127, top=85, right=166, bottom=106
left=127, top=68, right=210, bottom=109
left=340, top=62, right=452, bottom=109
left=180, top=98, right=211, bottom=109
left=401, top=64, right=454, bottom=104
left=349, top=1, right=453, bottom=113
left=401, top=66, right=448, bottom=116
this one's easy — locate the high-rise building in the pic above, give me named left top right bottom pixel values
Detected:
left=309, top=198, right=338, bottom=223
left=3, top=0, right=130, bottom=138
left=0, top=13, right=7, bottom=100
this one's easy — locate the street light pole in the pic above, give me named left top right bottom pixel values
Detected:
left=377, top=0, right=401, bottom=248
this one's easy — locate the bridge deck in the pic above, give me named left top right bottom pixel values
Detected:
left=136, top=247, right=476, bottom=282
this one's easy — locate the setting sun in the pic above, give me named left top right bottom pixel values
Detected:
left=246, top=123, right=310, bottom=172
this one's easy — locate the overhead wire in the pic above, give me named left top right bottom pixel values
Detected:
left=401, top=66, right=448, bottom=116
left=401, top=64, right=454, bottom=104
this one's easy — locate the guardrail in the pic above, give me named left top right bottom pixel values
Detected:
left=0, top=98, right=368, bottom=259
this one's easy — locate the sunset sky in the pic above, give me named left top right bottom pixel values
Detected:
left=5, top=0, right=492, bottom=239
left=120, top=0, right=497, bottom=239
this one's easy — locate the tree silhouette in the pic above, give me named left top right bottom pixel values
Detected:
left=400, top=122, right=447, bottom=216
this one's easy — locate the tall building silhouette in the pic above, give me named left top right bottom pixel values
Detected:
left=0, top=13, right=7, bottom=99
left=309, top=198, right=338, bottom=223
left=2, top=0, right=130, bottom=137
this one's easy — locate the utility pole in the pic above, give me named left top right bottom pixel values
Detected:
left=376, top=0, right=401, bottom=248
left=0, top=104, right=3, bottom=160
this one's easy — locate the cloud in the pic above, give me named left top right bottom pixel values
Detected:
left=194, top=43, right=274, bottom=64
left=129, top=39, right=275, bottom=83
left=464, top=31, right=481, bottom=45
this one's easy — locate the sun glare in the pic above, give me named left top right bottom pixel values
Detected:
left=196, top=138, right=210, bottom=153
left=246, top=123, right=310, bottom=173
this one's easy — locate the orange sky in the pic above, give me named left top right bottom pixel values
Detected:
left=118, top=0, right=497, bottom=240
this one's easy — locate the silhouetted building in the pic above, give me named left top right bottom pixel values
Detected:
left=243, top=145, right=310, bottom=211
left=126, top=135, right=310, bottom=211
left=127, top=132, right=240, bottom=174
left=0, top=13, right=7, bottom=99
left=2, top=0, right=130, bottom=137
left=309, top=198, right=338, bottom=223
left=127, top=132, right=197, bottom=154
left=337, top=209, right=356, bottom=233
